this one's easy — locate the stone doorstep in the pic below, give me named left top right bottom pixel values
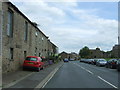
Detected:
left=2, top=61, right=63, bottom=88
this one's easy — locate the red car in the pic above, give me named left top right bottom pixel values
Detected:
left=23, top=56, right=44, bottom=72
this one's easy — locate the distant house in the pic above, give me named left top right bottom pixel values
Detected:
left=59, top=52, right=79, bottom=60
left=59, top=51, right=69, bottom=60
left=111, top=45, right=120, bottom=58
left=89, top=48, right=104, bottom=58
left=68, top=52, right=79, bottom=60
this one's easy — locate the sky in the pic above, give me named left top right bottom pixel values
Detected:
left=9, top=0, right=118, bottom=53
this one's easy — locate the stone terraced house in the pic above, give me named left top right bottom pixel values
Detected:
left=1, top=2, right=58, bottom=73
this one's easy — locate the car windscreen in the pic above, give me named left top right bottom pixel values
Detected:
left=99, top=60, right=106, bottom=62
left=25, top=57, right=37, bottom=61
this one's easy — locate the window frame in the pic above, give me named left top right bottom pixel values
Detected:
left=24, top=21, right=28, bottom=41
left=9, top=48, right=14, bottom=60
left=7, top=9, right=14, bottom=37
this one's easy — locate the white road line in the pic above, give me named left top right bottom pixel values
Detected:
left=97, top=76, right=118, bottom=89
left=85, top=69, right=94, bottom=75
left=75, top=63, right=94, bottom=75
left=41, top=68, right=59, bottom=88
left=74, top=63, right=118, bottom=88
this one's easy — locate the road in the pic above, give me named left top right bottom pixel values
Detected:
left=44, top=61, right=119, bottom=88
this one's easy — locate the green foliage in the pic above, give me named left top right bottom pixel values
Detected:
left=79, top=46, right=90, bottom=58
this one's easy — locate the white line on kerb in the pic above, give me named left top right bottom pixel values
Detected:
left=41, top=68, right=59, bottom=88
left=97, top=76, right=118, bottom=88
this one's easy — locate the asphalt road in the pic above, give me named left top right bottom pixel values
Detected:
left=44, top=61, right=119, bottom=88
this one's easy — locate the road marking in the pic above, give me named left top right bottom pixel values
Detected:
left=74, top=63, right=94, bottom=75
left=34, top=63, right=63, bottom=89
left=85, top=69, right=94, bottom=75
left=42, top=68, right=58, bottom=88
left=97, top=76, right=118, bottom=88
left=74, top=62, right=118, bottom=88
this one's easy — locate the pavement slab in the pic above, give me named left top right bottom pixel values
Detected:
left=2, top=61, right=63, bottom=89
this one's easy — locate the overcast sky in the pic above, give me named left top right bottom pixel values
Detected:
left=10, top=0, right=118, bottom=53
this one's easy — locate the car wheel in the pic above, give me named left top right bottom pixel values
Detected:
left=117, top=68, right=120, bottom=71
left=37, top=67, right=40, bottom=72
left=105, top=65, right=108, bottom=68
left=40, top=66, right=44, bottom=70
left=23, top=67, right=25, bottom=71
left=110, top=65, right=113, bottom=69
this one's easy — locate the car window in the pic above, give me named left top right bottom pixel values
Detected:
left=25, top=57, right=37, bottom=61
left=99, top=60, right=106, bottom=62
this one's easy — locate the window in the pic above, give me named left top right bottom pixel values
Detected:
left=24, top=51, right=27, bottom=59
left=24, top=21, right=28, bottom=41
left=42, top=37, right=44, bottom=41
left=7, top=9, right=13, bottom=37
left=35, top=32, right=38, bottom=37
left=25, top=57, right=37, bottom=61
left=10, top=48, right=13, bottom=60
left=35, top=48, right=37, bottom=56
left=39, top=53, right=41, bottom=57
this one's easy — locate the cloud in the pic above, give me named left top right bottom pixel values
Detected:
left=10, top=1, right=118, bottom=53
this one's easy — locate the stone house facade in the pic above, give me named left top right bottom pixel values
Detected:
left=47, top=40, right=58, bottom=57
left=89, top=48, right=104, bottom=58
left=1, top=2, right=58, bottom=73
left=68, top=52, right=79, bottom=60
left=59, top=52, right=79, bottom=60
left=111, top=45, right=120, bottom=58
left=59, top=51, right=69, bottom=60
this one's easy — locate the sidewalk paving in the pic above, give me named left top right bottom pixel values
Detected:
left=2, top=61, right=63, bottom=89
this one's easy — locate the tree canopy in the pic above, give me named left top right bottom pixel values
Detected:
left=79, top=46, right=90, bottom=58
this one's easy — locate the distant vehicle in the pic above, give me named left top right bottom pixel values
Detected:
left=63, top=58, right=69, bottom=62
left=117, top=59, right=120, bottom=71
left=23, top=56, right=44, bottom=72
left=69, top=58, right=75, bottom=61
left=96, top=59, right=107, bottom=66
left=105, top=59, right=117, bottom=69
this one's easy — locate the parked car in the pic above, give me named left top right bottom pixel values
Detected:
left=23, top=56, right=44, bottom=72
left=96, top=59, right=107, bottom=66
left=80, top=58, right=86, bottom=62
left=117, top=59, right=120, bottom=71
left=69, top=58, right=75, bottom=61
left=91, top=59, right=98, bottom=65
left=83, top=59, right=89, bottom=63
left=105, top=59, right=118, bottom=69
left=87, top=59, right=94, bottom=64
left=63, top=58, right=69, bottom=62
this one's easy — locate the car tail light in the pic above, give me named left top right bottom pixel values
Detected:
left=112, top=62, right=115, bottom=64
left=24, top=61, right=27, bottom=63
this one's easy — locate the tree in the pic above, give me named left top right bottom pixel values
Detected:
left=79, top=46, right=90, bottom=58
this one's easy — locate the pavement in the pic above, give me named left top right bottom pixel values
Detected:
left=2, top=61, right=63, bottom=89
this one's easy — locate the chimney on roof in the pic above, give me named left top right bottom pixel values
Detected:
left=32, top=22, right=38, bottom=27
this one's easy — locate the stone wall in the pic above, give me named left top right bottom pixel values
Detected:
left=2, top=2, right=58, bottom=73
